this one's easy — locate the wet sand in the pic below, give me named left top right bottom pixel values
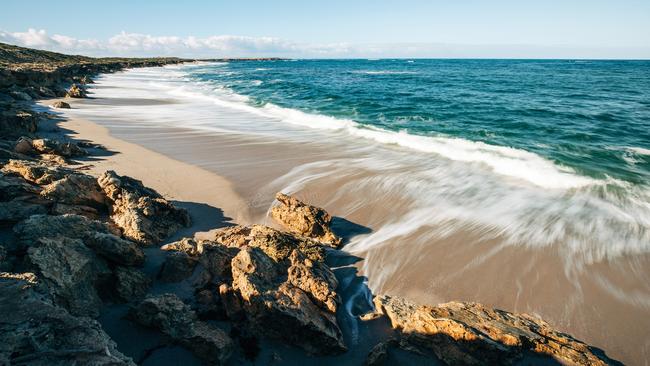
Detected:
left=39, top=89, right=650, bottom=365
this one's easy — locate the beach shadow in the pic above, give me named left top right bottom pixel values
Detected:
left=170, top=200, right=235, bottom=241
left=330, top=216, right=372, bottom=246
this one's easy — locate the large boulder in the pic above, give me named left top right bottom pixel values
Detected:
left=0, top=272, right=135, bottom=366
left=66, top=83, right=86, bottom=98
left=0, top=110, right=38, bottom=138
left=270, top=192, right=342, bottom=247
left=26, top=236, right=111, bottom=317
left=129, top=294, right=233, bottom=364
left=371, top=295, right=611, bottom=366
left=40, top=173, right=106, bottom=207
left=51, top=101, right=71, bottom=109
left=98, top=170, right=191, bottom=245
left=230, top=247, right=346, bottom=355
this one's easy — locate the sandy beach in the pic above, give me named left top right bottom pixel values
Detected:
left=34, top=69, right=649, bottom=365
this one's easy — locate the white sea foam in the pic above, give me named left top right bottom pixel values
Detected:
left=85, top=65, right=600, bottom=190
left=353, top=70, right=417, bottom=75
left=61, top=64, right=650, bottom=276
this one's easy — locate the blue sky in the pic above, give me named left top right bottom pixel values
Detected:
left=1, top=0, right=649, bottom=58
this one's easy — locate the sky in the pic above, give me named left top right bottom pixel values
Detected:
left=1, top=0, right=649, bottom=59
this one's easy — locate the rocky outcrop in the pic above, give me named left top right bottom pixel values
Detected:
left=0, top=110, right=38, bottom=138
left=161, top=224, right=346, bottom=356
left=0, top=273, right=135, bottom=365
left=98, top=170, right=191, bottom=245
left=2, top=159, right=71, bottom=184
left=31, top=138, right=87, bottom=157
left=129, top=294, right=234, bottom=364
left=231, top=247, right=346, bottom=355
left=159, top=251, right=197, bottom=282
left=66, top=83, right=86, bottom=98
left=270, top=192, right=342, bottom=247
left=369, top=295, right=610, bottom=366
left=12, top=214, right=145, bottom=315
left=26, top=236, right=111, bottom=317
left=51, top=100, right=71, bottom=109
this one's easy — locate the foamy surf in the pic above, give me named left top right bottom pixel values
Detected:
left=97, top=65, right=602, bottom=190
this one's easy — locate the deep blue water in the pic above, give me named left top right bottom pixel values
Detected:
left=187, top=59, right=650, bottom=185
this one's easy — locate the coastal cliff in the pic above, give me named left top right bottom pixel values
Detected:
left=0, top=43, right=620, bottom=365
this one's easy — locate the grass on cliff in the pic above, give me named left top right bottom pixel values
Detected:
left=0, top=42, right=185, bottom=69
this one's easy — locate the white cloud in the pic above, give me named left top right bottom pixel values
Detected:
left=1, top=28, right=649, bottom=59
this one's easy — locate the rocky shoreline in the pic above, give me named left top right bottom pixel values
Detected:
left=0, top=43, right=620, bottom=365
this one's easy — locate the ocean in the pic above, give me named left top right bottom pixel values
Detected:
left=66, top=59, right=650, bottom=364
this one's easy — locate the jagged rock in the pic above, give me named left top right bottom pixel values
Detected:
left=287, top=250, right=339, bottom=313
left=114, top=266, right=150, bottom=301
left=38, top=86, right=56, bottom=97
left=26, top=236, right=111, bottom=317
left=14, top=214, right=144, bottom=266
left=9, top=90, right=32, bottom=101
left=1, top=159, right=71, bottom=184
left=40, top=173, right=106, bottom=207
left=0, top=272, right=135, bottom=366
left=39, top=153, right=68, bottom=165
left=98, top=170, right=191, bottom=245
left=0, top=199, right=48, bottom=222
left=85, top=232, right=145, bottom=267
left=194, top=288, right=226, bottom=320
left=159, top=251, right=197, bottom=282
left=66, top=83, right=86, bottom=98
left=231, top=247, right=346, bottom=355
left=31, top=138, right=87, bottom=157
left=51, top=202, right=100, bottom=219
left=271, top=192, right=342, bottom=247
left=14, top=136, right=34, bottom=154
left=210, top=224, right=325, bottom=262
left=129, top=294, right=233, bottom=364
left=371, top=295, right=609, bottom=366
left=51, top=101, right=71, bottom=109
left=0, top=110, right=38, bottom=137
left=365, top=339, right=398, bottom=366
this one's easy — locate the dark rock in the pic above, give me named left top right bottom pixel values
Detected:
left=114, top=266, right=151, bottom=301
left=159, top=251, right=197, bottom=282
left=0, top=272, right=135, bottom=365
left=129, top=294, right=234, bottom=364
left=51, top=100, right=71, bottom=109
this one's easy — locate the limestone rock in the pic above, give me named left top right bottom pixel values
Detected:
left=114, top=266, right=151, bottom=301
left=14, top=214, right=144, bottom=266
left=51, top=101, right=71, bottom=109
left=1, top=159, right=70, bottom=184
left=129, top=294, right=233, bottom=364
left=31, top=138, right=87, bottom=157
left=98, top=170, right=191, bottom=245
left=271, top=192, right=342, bottom=247
left=26, top=236, right=111, bottom=317
left=40, top=172, right=105, bottom=207
left=66, top=83, right=86, bottom=98
left=372, top=295, right=610, bottom=366
left=211, top=224, right=325, bottom=262
left=0, top=199, right=48, bottom=223
left=231, top=247, right=346, bottom=355
left=0, top=273, right=135, bottom=366
left=159, top=251, right=197, bottom=282
left=287, top=250, right=339, bottom=313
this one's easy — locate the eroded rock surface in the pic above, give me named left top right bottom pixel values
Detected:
left=129, top=294, right=234, bottom=365
left=0, top=272, right=135, bottom=366
left=98, top=170, right=190, bottom=245
left=371, top=295, right=610, bottom=366
left=51, top=100, right=71, bottom=109
left=270, top=192, right=342, bottom=247
left=66, top=83, right=86, bottom=98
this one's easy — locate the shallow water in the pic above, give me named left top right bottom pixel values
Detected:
left=64, top=62, right=650, bottom=365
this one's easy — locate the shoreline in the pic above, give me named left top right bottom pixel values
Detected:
left=0, top=43, right=627, bottom=366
